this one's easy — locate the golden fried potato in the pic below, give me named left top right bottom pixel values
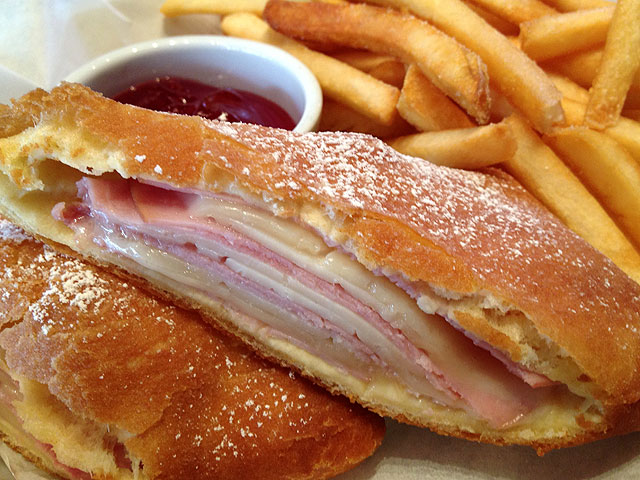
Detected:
left=541, top=0, right=611, bottom=12
left=519, top=7, right=614, bottom=61
left=396, top=64, right=474, bottom=132
left=220, top=13, right=401, bottom=125
left=366, top=0, right=565, bottom=133
left=585, top=0, right=640, bottom=129
left=161, top=0, right=267, bottom=15
left=561, top=93, right=640, bottom=161
left=545, top=127, right=640, bottom=251
left=503, top=115, right=640, bottom=284
left=464, top=0, right=556, bottom=24
left=388, top=119, right=516, bottom=169
left=319, top=98, right=415, bottom=138
left=263, top=0, right=491, bottom=124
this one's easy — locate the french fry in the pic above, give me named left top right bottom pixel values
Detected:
left=502, top=115, right=640, bottom=283
left=549, top=71, right=640, bottom=112
left=367, top=61, right=407, bottom=89
left=519, top=7, right=614, bottom=61
left=541, top=48, right=604, bottom=89
left=397, top=64, right=475, bottom=132
left=161, top=0, right=267, bottom=15
left=585, top=0, right=640, bottom=129
left=331, top=50, right=397, bottom=72
left=540, top=0, right=611, bottom=12
left=623, top=109, right=640, bottom=122
left=626, top=89, right=640, bottom=111
left=262, top=0, right=491, bottom=124
left=319, top=99, right=415, bottom=138
left=220, top=13, right=400, bottom=125
left=331, top=50, right=407, bottom=87
left=542, top=47, right=640, bottom=94
left=548, top=72, right=640, bottom=159
left=547, top=72, right=590, bottom=104
left=562, top=93, right=640, bottom=161
left=388, top=120, right=516, bottom=169
left=545, top=127, right=640, bottom=251
left=560, top=97, right=586, bottom=125
left=366, top=0, right=565, bottom=133
left=463, top=2, right=519, bottom=35
left=605, top=119, right=640, bottom=163
left=489, top=88, right=515, bottom=122
left=464, top=0, right=557, bottom=24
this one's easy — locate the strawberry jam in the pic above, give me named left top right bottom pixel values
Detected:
left=113, top=76, right=296, bottom=129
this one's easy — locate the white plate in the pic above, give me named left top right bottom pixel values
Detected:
left=0, top=65, right=38, bottom=104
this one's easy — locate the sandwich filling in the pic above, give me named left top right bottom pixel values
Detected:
left=0, top=357, right=136, bottom=480
left=55, top=177, right=563, bottom=429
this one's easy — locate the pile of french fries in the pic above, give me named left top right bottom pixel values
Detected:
left=161, top=0, right=640, bottom=283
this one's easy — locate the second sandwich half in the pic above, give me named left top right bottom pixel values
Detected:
left=1, top=83, right=640, bottom=455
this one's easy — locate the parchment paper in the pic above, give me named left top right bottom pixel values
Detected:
left=1, top=1, right=638, bottom=479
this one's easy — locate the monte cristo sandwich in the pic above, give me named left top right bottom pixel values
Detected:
left=0, top=83, right=639, bottom=455
left=0, top=216, right=384, bottom=480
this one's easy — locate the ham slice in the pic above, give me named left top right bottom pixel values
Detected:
left=55, top=177, right=557, bottom=429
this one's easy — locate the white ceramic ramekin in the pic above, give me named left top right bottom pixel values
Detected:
left=65, top=35, right=322, bottom=132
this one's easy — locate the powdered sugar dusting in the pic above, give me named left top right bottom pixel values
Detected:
left=0, top=227, right=122, bottom=335
left=26, top=248, right=110, bottom=333
left=199, top=122, right=640, bottom=335
left=206, top=124, right=545, bottom=254
left=203, top=124, right=571, bottom=271
left=182, top=364, right=319, bottom=465
left=0, top=219, right=30, bottom=244
left=44, top=259, right=108, bottom=312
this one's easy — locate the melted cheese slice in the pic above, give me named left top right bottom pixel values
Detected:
left=78, top=179, right=543, bottom=428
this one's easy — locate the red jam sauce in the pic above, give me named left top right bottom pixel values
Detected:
left=112, top=76, right=296, bottom=130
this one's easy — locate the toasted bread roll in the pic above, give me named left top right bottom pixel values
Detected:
left=0, top=84, right=639, bottom=455
left=0, top=217, right=384, bottom=479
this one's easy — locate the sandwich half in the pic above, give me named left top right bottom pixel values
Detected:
left=1, top=83, right=639, bottom=455
left=0, top=216, right=385, bottom=479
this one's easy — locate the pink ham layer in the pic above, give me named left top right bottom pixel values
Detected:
left=389, top=275, right=556, bottom=389
left=54, top=177, right=556, bottom=429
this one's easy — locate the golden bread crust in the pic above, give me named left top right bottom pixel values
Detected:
left=0, top=219, right=384, bottom=479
